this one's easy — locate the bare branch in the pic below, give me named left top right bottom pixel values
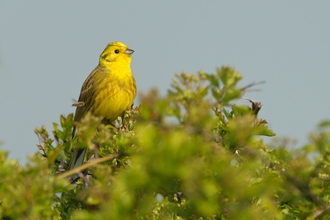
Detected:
left=57, top=153, right=120, bottom=180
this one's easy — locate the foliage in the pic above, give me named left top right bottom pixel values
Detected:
left=1, top=66, right=330, bottom=219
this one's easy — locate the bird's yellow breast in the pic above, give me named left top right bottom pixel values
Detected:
left=91, top=67, right=136, bottom=121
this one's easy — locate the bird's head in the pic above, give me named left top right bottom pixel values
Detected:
left=99, top=42, right=134, bottom=67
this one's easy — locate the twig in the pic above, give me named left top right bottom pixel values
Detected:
left=57, top=153, right=120, bottom=180
left=242, top=81, right=265, bottom=91
left=245, top=97, right=262, bottom=116
left=281, top=171, right=323, bottom=207
left=239, top=147, right=324, bottom=207
left=312, top=204, right=330, bottom=219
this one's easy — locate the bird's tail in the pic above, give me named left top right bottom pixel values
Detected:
left=68, top=126, right=87, bottom=182
left=68, top=148, right=87, bottom=182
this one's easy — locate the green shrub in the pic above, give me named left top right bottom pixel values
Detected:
left=1, top=67, right=330, bottom=219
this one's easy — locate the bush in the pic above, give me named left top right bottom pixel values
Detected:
left=1, top=66, right=330, bottom=219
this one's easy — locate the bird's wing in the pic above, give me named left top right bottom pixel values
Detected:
left=73, top=66, right=102, bottom=122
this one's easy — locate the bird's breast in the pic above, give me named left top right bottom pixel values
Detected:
left=91, top=72, right=136, bottom=121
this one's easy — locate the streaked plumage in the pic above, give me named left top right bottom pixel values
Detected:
left=68, top=42, right=136, bottom=180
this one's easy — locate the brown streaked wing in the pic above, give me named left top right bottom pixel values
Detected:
left=73, top=65, right=102, bottom=122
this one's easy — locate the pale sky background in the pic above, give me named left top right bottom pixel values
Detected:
left=1, top=2, right=330, bottom=164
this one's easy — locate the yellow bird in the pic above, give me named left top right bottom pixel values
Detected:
left=68, top=42, right=136, bottom=180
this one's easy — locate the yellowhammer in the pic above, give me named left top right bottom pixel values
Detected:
left=68, top=42, right=136, bottom=179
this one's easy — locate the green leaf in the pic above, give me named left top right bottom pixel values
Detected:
left=217, top=66, right=243, bottom=88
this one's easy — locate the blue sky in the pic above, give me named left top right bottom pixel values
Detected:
left=1, top=1, right=330, bottom=164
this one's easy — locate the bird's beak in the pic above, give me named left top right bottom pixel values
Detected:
left=124, top=48, right=134, bottom=55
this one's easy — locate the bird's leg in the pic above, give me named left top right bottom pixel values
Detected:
left=111, top=122, right=120, bottom=130
left=120, top=115, right=127, bottom=130
left=102, top=118, right=120, bottom=130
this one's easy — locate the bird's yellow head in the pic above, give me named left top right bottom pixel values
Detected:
left=99, top=42, right=134, bottom=67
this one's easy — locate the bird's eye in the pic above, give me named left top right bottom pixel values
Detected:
left=114, top=49, right=120, bottom=54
